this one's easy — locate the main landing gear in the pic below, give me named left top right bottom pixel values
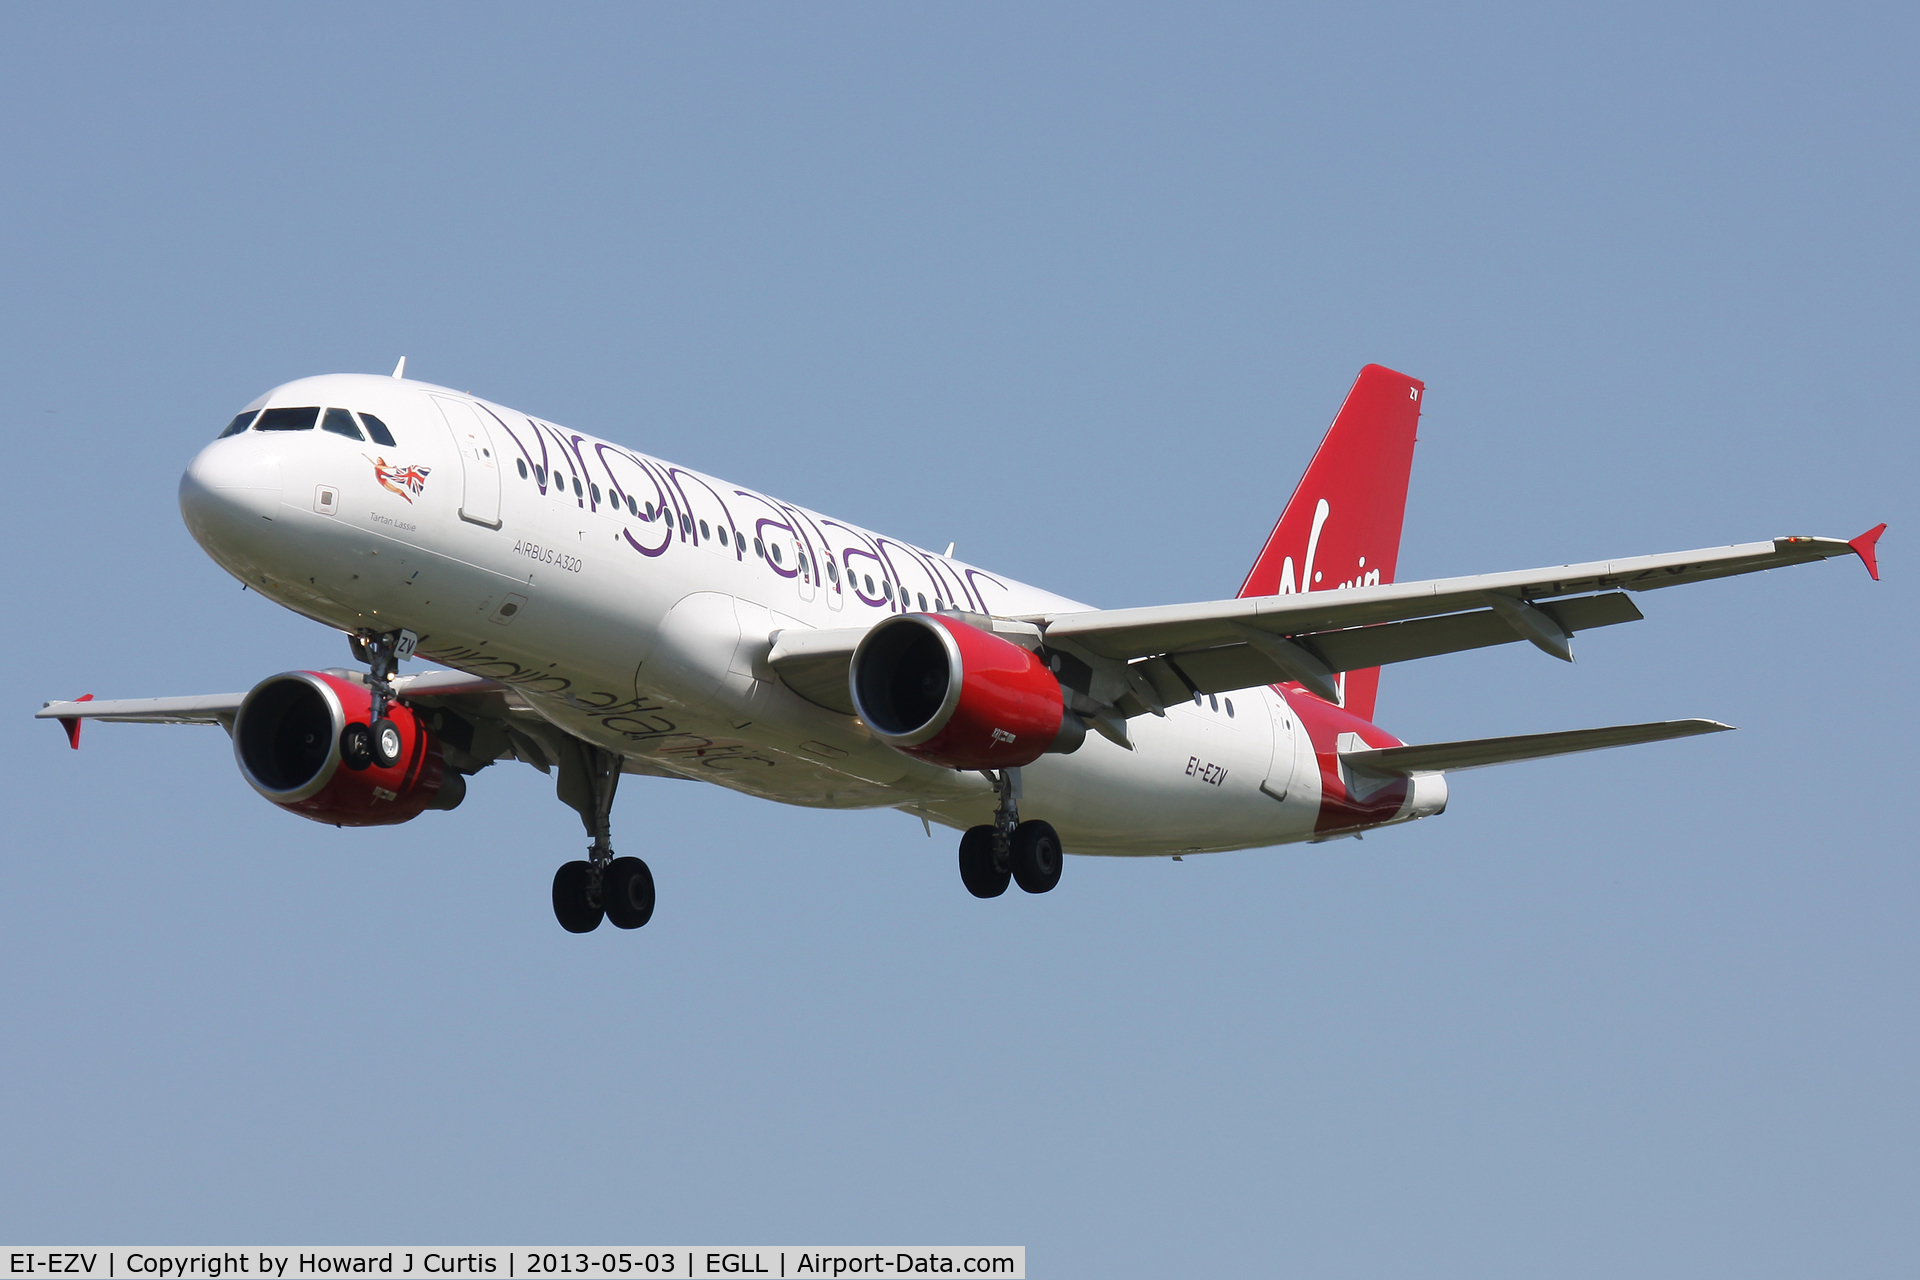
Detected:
left=958, top=767, right=1063, bottom=899
left=549, top=737, right=655, bottom=934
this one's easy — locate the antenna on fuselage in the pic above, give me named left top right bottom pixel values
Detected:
left=391, top=356, right=407, bottom=379
left=943, top=542, right=955, bottom=557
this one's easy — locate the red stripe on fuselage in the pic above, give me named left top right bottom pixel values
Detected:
left=1280, top=684, right=1410, bottom=834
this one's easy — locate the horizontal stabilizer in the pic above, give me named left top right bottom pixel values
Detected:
left=1341, top=718, right=1734, bottom=776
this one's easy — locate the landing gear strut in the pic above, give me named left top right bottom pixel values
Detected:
left=958, top=767, right=1062, bottom=898
left=347, top=628, right=417, bottom=768
left=549, top=738, right=654, bottom=933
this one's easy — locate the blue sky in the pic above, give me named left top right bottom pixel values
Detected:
left=2, top=5, right=1913, bottom=1275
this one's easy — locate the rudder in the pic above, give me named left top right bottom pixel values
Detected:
left=1238, top=364, right=1424, bottom=722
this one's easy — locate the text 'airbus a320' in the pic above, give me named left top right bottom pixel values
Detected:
left=39, top=362, right=1884, bottom=932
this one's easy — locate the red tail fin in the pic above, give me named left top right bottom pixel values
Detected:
left=1238, top=364, right=1424, bottom=722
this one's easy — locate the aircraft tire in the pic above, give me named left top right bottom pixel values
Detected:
left=370, top=717, right=404, bottom=768
left=552, top=860, right=604, bottom=933
left=603, top=856, right=655, bottom=930
left=339, top=722, right=374, bottom=771
left=1010, top=820, right=1063, bottom=894
left=958, top=825, right=1010, bottom=898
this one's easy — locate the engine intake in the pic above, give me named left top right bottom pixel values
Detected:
left=233, top=670, right=456, bottom=826
left=851, top=614, right=1083, bottom=770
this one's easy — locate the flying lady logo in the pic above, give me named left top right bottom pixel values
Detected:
left=368, top=456, right=431, bottom=503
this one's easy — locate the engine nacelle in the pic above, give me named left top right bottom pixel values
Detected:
left=851, top=614, right=1083, bottom=770
left=233, top=670, right=458, bottom=826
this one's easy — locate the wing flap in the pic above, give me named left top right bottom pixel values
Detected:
left=1161, top=592, right=1644, bottom=696
left=1341, top=718, right=1733, bottom=776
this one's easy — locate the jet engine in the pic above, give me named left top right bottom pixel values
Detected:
left=850, top=614, right=1084, bottom=770
left=232, top=670, right=461, bottom=826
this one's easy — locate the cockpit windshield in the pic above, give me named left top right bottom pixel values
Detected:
left=255, top=407, right=321, bottom=431
left=321, top=408, right=363, bottom=440
left=215, top=404, right=397, bottom=444
left=358, top=413, right=398, bottom=446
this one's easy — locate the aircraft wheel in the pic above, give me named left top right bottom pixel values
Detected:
left=339, top=722, right=374, bottom=771
left=552, top=860, right=604, bottom=933
left=1010, top=820, right=1063, bottom=894
left=603, top=856, right=655, bottom=930
left=958, top=825, right=1010, bottom=899
left=370, top=717, right=404, bottom=767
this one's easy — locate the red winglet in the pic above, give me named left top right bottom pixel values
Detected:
left=1849, top=523, right=1887, bottom=581
left=58, top=693, right=93, bottom=749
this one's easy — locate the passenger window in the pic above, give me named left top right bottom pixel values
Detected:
left=219, top=411, right=258, bottom=438
left=699, top=519, right=710, bottom=539
left=1192, top=691, right=1202, bottom=706
left=770, top=543, right=783, bottom=564
left=626, top=495, right=638, bottom=516
left=535, top=465, right=547, bottom=485
left=716, top=526, right=728, bottom=547
left=1225, top=697, right=1235, bottom=718
left=572, top=477, right=583, bottom=498
left=917, top=592, right=927, bottom=611
left=864, top=574, right=875, bottom=594
left=883, top=581, right=894, bottom=602
left=827, top=560, right=839, bottom=582
left=1208, top=695, right=1218, bottom=712
left=254, top=407, right=320, bottom=431
left=516, top=459, right=529, bottom=479
left=754, top=538, right=765, bottom=558
left=681, top=513, right=692, bottom=535
left=358, top=413, right=398, bottom=446
left=592, top=484, right=602, bottom=505
left=798, top=552, right=808, bottom=574
left=321, top=408, right=364, bottom=440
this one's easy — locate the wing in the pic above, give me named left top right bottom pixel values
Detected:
left=34, top=669, right=688, bottom=778
left=1031, top=529, right=1883, bottom=712
left=764, top=527, right=1881, bottom=723
left=35, top=692, right=245, bottom=730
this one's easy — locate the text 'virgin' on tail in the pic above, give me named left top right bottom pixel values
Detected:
left=1238, top=364, right=1424, bottom=722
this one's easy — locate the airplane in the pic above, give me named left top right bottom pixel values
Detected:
left=36, top=362, right=1885, bottom=933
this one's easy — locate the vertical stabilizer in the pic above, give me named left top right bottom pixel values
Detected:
left=1238, top=364, right=1423, bottom=721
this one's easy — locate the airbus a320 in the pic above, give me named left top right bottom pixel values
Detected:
left=38, top=363, right=1884, bottom=932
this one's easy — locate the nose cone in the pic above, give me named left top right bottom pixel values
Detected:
left=180, top=437, right=283, bottom=560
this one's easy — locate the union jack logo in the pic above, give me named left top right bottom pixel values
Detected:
left=368, top=456, right=430, bottom=502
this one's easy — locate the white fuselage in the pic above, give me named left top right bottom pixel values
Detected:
left=180, top=373, right=1436, bottom=855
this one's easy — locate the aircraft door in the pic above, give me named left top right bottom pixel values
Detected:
left=823, top=550, right=844, bottom=611
left=433, top=396, right=502, bottom=528
left=1262, top=689, right=1299, bottom=802
left=793, top=533, right=817, bottom=603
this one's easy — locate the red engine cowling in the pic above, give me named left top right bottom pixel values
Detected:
left=850, top=614, right=1084, bottom=769
left=232, top=670, right=458, bottom=826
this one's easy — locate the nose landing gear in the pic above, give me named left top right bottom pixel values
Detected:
left=958, top=767, right=1062, bottom=898
left=345, top=628, right=417, bottom=769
